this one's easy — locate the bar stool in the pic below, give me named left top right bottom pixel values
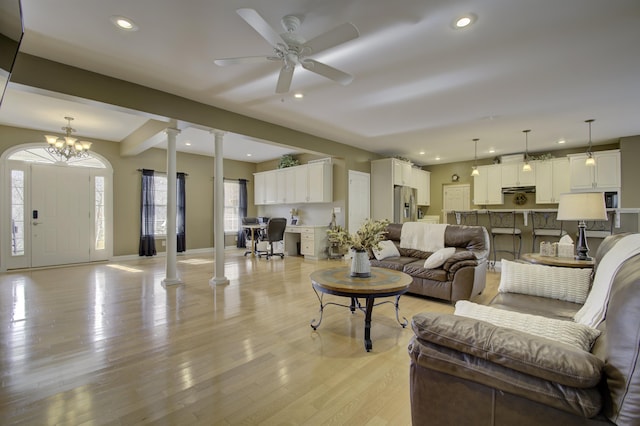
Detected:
left=488, top=210, right=522, bottom=268
left=530, top=210, right=564, bottom=252
left=453, top=210, right=479, bottom=226
left=584, top=210, right=615, bottom=239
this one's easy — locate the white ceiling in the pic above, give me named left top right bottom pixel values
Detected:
left=1, top=0, right=639, bottom=165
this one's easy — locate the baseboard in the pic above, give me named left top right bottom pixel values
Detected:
left=110, top=247, right=216, bottom=262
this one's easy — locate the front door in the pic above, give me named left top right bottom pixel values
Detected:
left=31, top=165, right=91, bottom=267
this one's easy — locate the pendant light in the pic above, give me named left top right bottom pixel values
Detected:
left=585, top=119, right=595, bottom=166
left=471, top=138, right=480, bottom=176
left=522, top=129, right=532, bottom=172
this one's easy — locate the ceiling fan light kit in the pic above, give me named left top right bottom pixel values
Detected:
left=214, top=8, right=359, bottom=94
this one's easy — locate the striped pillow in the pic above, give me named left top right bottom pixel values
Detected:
left=499, top=259, right=592, bottom=304
left=455, top=301, right=600, bottom=352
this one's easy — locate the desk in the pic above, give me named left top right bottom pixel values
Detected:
left=309, top=266, right=412, bottom=352
left=284, top=225, right=329, bottom=259
left=520, top=253, right=594, bottom=268
left=242, top=224, right=266, bottom=257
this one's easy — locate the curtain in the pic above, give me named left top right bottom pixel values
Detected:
left=237, top=179, right=248, bottom=248
left=177, top=172, right=186, bottom=252
left=139, top=169, right=156, bottom=256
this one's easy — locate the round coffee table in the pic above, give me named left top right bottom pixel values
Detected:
left=309, top=266, right=412, bottom=352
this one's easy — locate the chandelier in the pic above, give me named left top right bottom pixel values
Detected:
left=45, top=116, right=92, bottom=160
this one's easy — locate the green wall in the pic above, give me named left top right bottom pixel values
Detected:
left=0, top=125, right=256, bottom=256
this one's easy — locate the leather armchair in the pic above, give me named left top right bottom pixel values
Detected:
left=408, top=233, right=640, bottom=425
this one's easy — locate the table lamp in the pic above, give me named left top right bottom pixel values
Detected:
left=557, top=192, right=607, bottom=260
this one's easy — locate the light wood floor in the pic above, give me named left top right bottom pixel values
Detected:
left=0, top=250, right=500, bottom=425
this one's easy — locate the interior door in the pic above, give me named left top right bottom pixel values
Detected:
left=31, top=165, right=91, bottom=267
left=348, top=170, right=370, bottom=231
left=443, top=184, right=470, bottom=224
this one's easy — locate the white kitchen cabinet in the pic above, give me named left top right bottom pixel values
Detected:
left=392, top=158, right=414, bottom=186
left=412, top=168, right=431, bottom=205
left=371, top=158, right=413, bottom=221
left=254, top=171, right=271, bottom=205
left=473, top=164, right=503, bottom=205
left=501, top=162, right=536, bottom=187
left=535, top=157, right=570, bottom=204
left=305, top=161, right=333, bottom=203
left=276, top=167, right=296, bottom=203
left=568, top=149, right=620, bottom=191
left=293, top=165, right=308, bottom=203
left=255, top=162, right=332, bottom=205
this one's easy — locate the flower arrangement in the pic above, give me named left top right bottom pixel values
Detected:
left=327, top=218, right=390, bottom=252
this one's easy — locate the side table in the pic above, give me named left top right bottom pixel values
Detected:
left=520, top=253, right=594, bottom=268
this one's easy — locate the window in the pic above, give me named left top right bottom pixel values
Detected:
left=153, top=174, right=168, bottom=236
left=95, top=176, right=105, bottom=249
left=224, top=181, right=240, bottom=233
left=10, top=170, right=25, bottom=256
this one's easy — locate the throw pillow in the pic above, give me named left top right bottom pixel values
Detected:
left=455, top=301, right=601, bottom=352
left=372, top=240, right=400, bottom=260
left=423, top=247, right=456, bottom=269
left=499, top=259, right=592, bottom=304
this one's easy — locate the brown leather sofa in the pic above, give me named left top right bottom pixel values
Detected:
left=408, top=233, right=640, bottom=425
left=369, top=223, right=490, bottom=303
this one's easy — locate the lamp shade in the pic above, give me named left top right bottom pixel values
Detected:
left=557, top=192, right=607, bottom=221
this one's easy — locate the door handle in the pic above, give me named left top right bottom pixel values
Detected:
left=32, top=221, right=41, bottom=226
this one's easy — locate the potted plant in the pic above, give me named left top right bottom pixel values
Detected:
left=278, top=154, right=299, bottom=168
left=327, top=218, right=389, bottom=277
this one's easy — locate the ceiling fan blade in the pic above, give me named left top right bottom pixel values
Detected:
left=214, top=56, right=279, bottom=66
left=236, top=8, right=287, bottom=48
left=301, top=59, right=353, bottom=85
left=276, top=65, right=295, bottom=93
left=214, top=56, right=280, bottom=67
left=303, top=23, right=359, bottom=54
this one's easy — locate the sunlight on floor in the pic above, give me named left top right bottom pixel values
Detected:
left=106, top=264, right=143, bottom=273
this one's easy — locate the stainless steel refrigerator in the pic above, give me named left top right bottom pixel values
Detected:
left=393, top=185, right=417, bottom=223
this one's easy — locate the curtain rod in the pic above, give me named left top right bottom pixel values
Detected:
left=137, top=169, right=188, bottom=176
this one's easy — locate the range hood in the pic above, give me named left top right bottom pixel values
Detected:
left=502, top=186, right=536, bottom=194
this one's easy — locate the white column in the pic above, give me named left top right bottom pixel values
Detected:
left=210, top=130, right=229, bottom=286
left=162, top=127, right=183, bottom=286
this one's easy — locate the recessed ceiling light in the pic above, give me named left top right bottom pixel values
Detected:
left=557, top=139, right=566, bottom=144
left=453, top=13, right=477, bottom=29
left=185, top=141, right=192, bottom=146
left=246, top=153, right=252, bottom=157
left=489, top=148, right=495, bottom=153
left=111, top=16, right=138, bottom=31
left=435, top=156, right=441, bottom=161
left=419, top=151, right=425, bottom=155
left=294, top=93, right=304, bottom=99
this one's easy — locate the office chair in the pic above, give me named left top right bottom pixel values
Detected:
left=257, top=217, right=287, bottom=259
left=530, top=210, right=564, bottom=252
left=242, top=217, right=264, bottom=256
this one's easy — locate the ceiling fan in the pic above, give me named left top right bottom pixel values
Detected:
left=214, top=8, right=359, bottom=94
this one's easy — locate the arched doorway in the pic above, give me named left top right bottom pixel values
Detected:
left=1, top=144, right=113, bottom=270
